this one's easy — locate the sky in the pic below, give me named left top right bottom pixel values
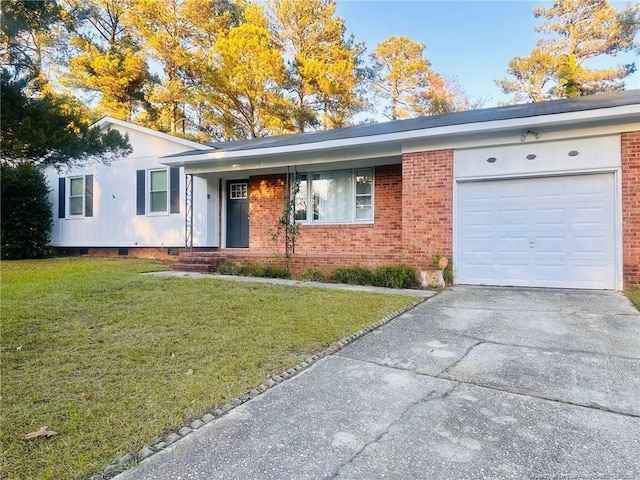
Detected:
left=334, top=0, right=640, bottom=108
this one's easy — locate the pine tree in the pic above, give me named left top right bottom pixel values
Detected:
left=497, top=0, right=640, bottom=102
left=63, top=0, right=154, bottom=120
left=202, top=6, right=293, bottom=139
left=125, top=0, right=239, bottom=135
left=266, top=0, right=364, bottom=132
left=371, top=35, right=470, bottom=120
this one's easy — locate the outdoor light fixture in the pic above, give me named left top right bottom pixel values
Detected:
left=520, top=130, right=541, bottom=141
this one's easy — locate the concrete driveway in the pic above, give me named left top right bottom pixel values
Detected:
left=115, top=287, right=640, bottom=480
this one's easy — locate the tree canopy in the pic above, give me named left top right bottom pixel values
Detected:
left=3, top=0, right=637, bottom=149
left=497, top=0, right=640, bottom=102
left=371, top=35, right=472, bottom=120
left=1, top=0, right=131, bottom=169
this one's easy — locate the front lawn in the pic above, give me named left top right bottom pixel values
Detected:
left=1, top=258, right=417, bottom=480
left=625, top=288, right=640, bottom=309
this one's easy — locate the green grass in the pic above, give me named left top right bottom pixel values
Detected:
left=0, top=258, right=417, bottom=480
left=625, top=288, right=640, bottom=309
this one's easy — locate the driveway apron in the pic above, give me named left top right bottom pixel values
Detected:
left=115, top=287, right=640, bottom=480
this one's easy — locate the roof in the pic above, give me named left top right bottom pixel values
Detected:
left=94, top=116, right=213, bottom=152
left=165, top=90, right=640, bottom=159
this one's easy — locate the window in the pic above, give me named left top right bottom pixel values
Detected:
left=230, top=183, right=248, bottom=199
left=355, top=169, right=373, bottom=220
left=294, top=174, right=308, bottom=221
left=136, top=167, right=180, bottom=215
left=149, top=170, right=168, bottom=213
left=292, top=168, right=373, bottom=224
left=58, top=175, right=93, bottom=218
left=68, top=177, right=84, bottom=216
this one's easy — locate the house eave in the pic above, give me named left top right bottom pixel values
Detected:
left=160, top=104, right=639, bottom=173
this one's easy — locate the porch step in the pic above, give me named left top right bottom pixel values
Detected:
left=176, top=254, right=220, bottom=264
left=170, top=262, right=214, bottom=273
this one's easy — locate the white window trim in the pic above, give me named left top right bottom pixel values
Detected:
left=67, top=176, right=85, bottom=218
left=293, top=168, right=374, bottom=225
left=148, top=168, right=169, bottom=215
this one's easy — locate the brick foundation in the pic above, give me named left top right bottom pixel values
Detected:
left=54, top=246, right=197, bottom=264
left=622, top=131, right=640, bottom=288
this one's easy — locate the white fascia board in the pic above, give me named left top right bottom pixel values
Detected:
left=93, top=116, right=213, bottom=151
left=181, top=145, right=403, bottom=175
left=161, top=104, right=640, bottom=170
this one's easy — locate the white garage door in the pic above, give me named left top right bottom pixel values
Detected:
left=456, top=173, right=616, bottom=289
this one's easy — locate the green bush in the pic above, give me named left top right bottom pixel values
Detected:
left=235, top=262, right=291, bottom=279
left=1, top=163, right=53, bottom=260
left=216, top=259, right=238, bottom=275
left=300, top=267, right=326, bottom=282
left=257, top=264, right=292, bottom=279
left=236, top=262, right=262, bottom=277
left=372, top=264, right=419, bottom=289
left=330, top=265, right=374, bottom=285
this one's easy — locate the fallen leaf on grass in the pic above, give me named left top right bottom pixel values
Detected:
left=185, top=369, right=193, bottom=375
left=23, top=427, right=58, bottom=440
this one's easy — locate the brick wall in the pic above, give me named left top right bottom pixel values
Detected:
left=55, top=246, right=184, bottom=263
left=401, top=150, right=453, bottom=270
left=622, top=131, right=640, bottom=288
left=248, top=174, right=287, bottom=251
left=246, top=165, right=403, bottom=262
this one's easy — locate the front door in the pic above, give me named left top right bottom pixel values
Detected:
left=226, top=180, right=249, bottom=248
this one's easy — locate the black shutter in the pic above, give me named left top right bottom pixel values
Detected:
left=169, top=167, right=180, bottom=214
left=85, top=175, right=93, bottom=217
left=58, top=178, right=66, bottom=218
left=136, top=170, right=145, bottom=215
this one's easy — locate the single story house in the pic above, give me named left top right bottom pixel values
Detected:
left=46, top=90, right=640, bottom=290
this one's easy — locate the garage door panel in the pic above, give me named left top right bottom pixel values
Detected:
left=457, top=174, right=616, bottom=289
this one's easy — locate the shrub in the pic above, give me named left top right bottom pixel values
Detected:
left=1, top=163, right=53, bottom=260
left=235, top=262, right=291, bottom=279
left=257, top=264, right=292, bottom=279
left=235, top=262, right=260, bottom=277
left=300, top=267, right=326, bottom=282
left=372, top=264, right=419, bottom=289
left=330, top=265, right=374, bottom=285
left=216, top=259, right=238, bottom=275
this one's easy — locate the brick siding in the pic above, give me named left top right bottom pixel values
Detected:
left=401, top=150, right=454, bottom=270
left=622, top=131, right=640, bottom=288
left=246, top=165, right=404, bottom=265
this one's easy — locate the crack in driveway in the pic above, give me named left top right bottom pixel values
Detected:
left=436, top=340, right=485, bottom=378
left=379, top=325, right=640, bottom=361
left=324, top=384, right=459, bottom=480
left=336, top=351, right=639, bottom=419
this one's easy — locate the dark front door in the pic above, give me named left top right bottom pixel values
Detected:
left=226, top=180, right=249, bottom=248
